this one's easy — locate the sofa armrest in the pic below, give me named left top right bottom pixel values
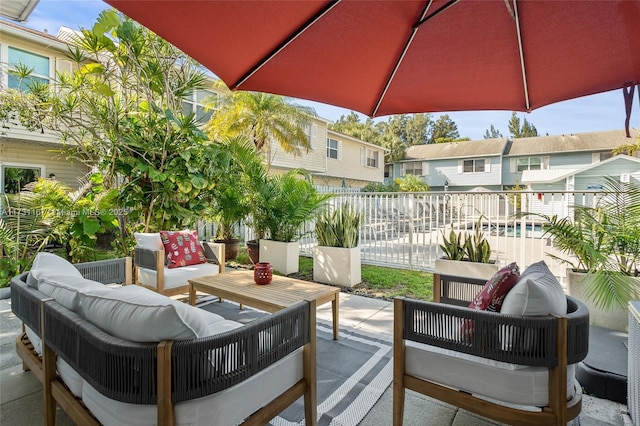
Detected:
left=74, top=257, right=133, bottom=285
left=202, top=241, right=225, bottom=273
left=433, top=273, right=487, bottom=306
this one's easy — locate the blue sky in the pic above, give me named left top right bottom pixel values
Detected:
left=22, top=0, right=639, bottom=141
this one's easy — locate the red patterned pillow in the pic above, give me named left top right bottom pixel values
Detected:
left=461, top=262, right=520, bottom=340
left=469, top=262, right=520, bottom=312
left=159, top=230, right=206, bottom=269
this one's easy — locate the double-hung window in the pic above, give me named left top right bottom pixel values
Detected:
left=327, top=138, right=339, bottom=159
left=404, top=161, right=423, bottom=176
left=516, top=156, right=542, bottom=172
left=8, top=47, right=50, bottom=91
left=361, top=148, right=379, bottom=168
left=182, top=89, right=216, bottom=123
left=463, top=159, right=485, bottom=173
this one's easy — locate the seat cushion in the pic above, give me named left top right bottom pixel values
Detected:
left=137, top=262, right=219, bottom=290
left=78, top=285, right=226, bottom=342
left=405, top=340, right=577, bottom=407
left=81, top=348, right=304, bottom=426
left=160, top=230, right=206, bottom=268
left=26, top=252, right=83, bottom=288
left=501, top=260, right=567, bottom=316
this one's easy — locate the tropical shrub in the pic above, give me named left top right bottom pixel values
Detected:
left=315, top=203, right=361, bottom=248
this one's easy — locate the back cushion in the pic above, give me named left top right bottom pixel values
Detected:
left=38, top=275, right=108, bottom=311
left=26, top=252, right=83, bottom=288
left=159, top=230, right=206, bottom=268
left=501, top=260, right=567, bottom=316
left=79, top=285, right=215, bottom=342
left=134, top=232, right=163, bottom=251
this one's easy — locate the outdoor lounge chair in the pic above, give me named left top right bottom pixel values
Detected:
left=393, top=273, right=590, bottom=426
left=134, top=232, right=225, bottom=297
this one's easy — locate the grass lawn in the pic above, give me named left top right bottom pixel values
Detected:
left=231, top=249, right=433, bottom=301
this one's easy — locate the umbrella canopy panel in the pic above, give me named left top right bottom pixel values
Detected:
left=105, top=0, right=640, bottom=118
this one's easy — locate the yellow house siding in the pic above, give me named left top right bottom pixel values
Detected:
left=325, top=133, right=385, bottom=183
left=1, top=139, right=89, bottom=190
left=269, top=117, right=328, bottom=173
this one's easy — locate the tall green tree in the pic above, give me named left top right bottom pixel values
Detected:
left=483, top=125, right=503, bottom=139
left=508, top=112, right=538, bottom=138
left=329, top=112, right=381, bottom=142
left=387, top=113, right=432, bottom=146
left=206, top=83, right=316, bottom=156
left=431, top=114, right=461, bottom=143
left=1, top=10, right=226, bottom=232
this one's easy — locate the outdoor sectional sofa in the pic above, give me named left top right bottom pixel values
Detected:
left=11, top=252, right=317, bottom=426
left=394, top=264, right=590, bottom=426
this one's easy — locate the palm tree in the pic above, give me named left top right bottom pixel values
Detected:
left=206, top=82, right=316, bottom=156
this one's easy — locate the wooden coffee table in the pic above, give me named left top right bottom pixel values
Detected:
left=189, top=269, right=340, bottom=339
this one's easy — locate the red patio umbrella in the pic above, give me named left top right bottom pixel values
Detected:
left=105, top=0, right=640, bottom=120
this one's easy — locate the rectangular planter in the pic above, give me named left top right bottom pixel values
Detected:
left=434, top=258, right=498, bottom=282
left=313, top=246, right=361, bottom=288
left=566, top=269, right=636, bottom=332
left=259, top=240, right=299, bottom=275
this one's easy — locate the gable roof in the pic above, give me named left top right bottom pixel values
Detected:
left=522, top=154, right=640, bottom=184
left=505, top=128, right=639, bottom=156
left=404, top=138, right=507, bottom=161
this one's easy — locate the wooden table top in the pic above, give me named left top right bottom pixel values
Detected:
left=189, top=269, right=340, bottom=311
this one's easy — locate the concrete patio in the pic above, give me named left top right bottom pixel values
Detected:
left=0, top=294, right=633, bottom=425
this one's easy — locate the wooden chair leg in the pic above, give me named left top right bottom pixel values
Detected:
left=303, top=299, right=317, bottom=426
left=393, top=298, right=406, bottom=426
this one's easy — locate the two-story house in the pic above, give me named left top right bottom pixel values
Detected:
left=1, top=20, right=386, bottom=194
left=387, top=128, right=639, bottom=191
left=392, top=138, right=507, bottom=191
left=0, top=20, right=90, bottom=193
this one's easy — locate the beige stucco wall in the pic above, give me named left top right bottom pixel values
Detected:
left=0, top=139, right=89, bottom=190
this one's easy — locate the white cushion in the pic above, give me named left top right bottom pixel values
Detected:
left=78, top=285, right=225, bottom=342
left=501, top=260, right=567, bottom=316
left=405, top=341, right=577, bottom=407
left=26, top=252, right=83, bottom=288
left=81, top=348, right=304, bottom=426
left=134, top=232, right=163, bottom=251
left=57, top=358, right=84, bottom=397
left=25, top=326, right=83, bottom=397
left=137, top=262, right=219, bottom=290
left=38, top=275, right=108, bottom=311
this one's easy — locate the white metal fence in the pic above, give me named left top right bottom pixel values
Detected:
left=200, top=190, right=605, bottom=283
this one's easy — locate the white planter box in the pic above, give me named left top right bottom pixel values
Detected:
left=259, top=240, right=299, bottom=275
left=313, top=246, right=361, bottom=288
left=566, top=269, right=636, bottom=332
left=434, top=258, right=498, bottom=281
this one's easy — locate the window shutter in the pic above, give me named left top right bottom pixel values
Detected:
left=542, top=156, right=550, bottom=169
left=56, top=59, right=72, bottom=74
left=592, top=153, right=600, bottom=163
left=338, top=140, right=343, bottom=160
left=360, top=147, right=366, bottom=166
left=422, top=161, right=428, bottom=176
left=310, top=124, right=317, bottom=149
left=510, top=158, right=516, bottom=173
left=485, top=158, right=491, bottom=172
left=457, top=160, right=463, bottom=174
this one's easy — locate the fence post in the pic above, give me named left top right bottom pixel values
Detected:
left=408, top=193, right=414, bottom=270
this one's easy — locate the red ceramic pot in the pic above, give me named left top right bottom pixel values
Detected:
left=254, top=262, right=273, bottom=285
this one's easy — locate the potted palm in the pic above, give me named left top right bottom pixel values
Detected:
left=313, top=202, right=362, bottom=287
left=435, top=216, right=498, bottom=281
left=209, top=137, right=267, bottom=261
left=522, top=177, right=640, bottom=331
left=253, top=169, right=332, bottom=275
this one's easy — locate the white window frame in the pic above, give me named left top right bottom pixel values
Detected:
left=516, top=156, right=542, bottom=172
left=403, top=161, right=424, bottom=176
left=1, top=162, right=46, bottom=194
left=461, top=158, right=486, bottom=173
left=361, top=148, right=379, bottom=168
left=5, top=46, right=52, bottom=91
left=326, top=137, right=339, bottom=159
left=182, top=89, right=216, bottom=123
